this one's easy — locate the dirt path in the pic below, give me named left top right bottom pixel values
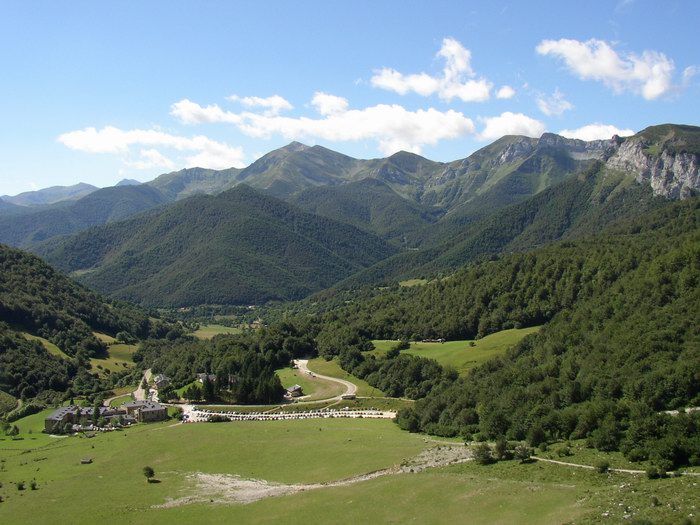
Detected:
left=155, top=444, right=472, bottom=508
left=132, top=368, right=152, bottom=401
left=533, top=456, right=700, bottom=476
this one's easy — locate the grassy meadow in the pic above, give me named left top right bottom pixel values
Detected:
left=192, top=324, right=242, bottom=340
left=275, top=366, right=345, bottom=401
left=306, top=357, right=386, bottom=397
left=372, top=326, right=541, bottom=375
left=22, top=333, right=70, bottom=360
left=89, top=343, right=138, bottom=376
left=2, top=408, right=695, bottom=524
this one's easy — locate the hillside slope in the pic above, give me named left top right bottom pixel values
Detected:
left=2, top=182, right=98, bottom=206
left=291, top=178, right=443, bottom=243
left=0, top=244, right=158, bottom=400
left=0, top=185, right=169, bottom=247
left=332, top=162, right=666, bottom=289
left=396, top=198, right=700, bottom=449
left=37, top=185, right=396, bottom=306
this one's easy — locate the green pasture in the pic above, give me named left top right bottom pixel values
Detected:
left=0, top=418, right=426, bottom=524
left=192, top=324, right=242, bottom=339
left=276, top=366, right=344, bottom=401
left=110, top=385, right=137, bottom=397
left=0, top=408, right=59, bottom=450
left=109, top=395, right=133, bottom=408
left=22, top=333, right=70, bottom=360
left=94, top=332, right=117, bottom=344
left=175, top=381, right=198, bottom=398
left=89, top=343, right=137, bottom=376
left=306, top=358, right=386, bottom=397
left=399, top=278, right=429, bottom=287
left=372, top=326, right=541, bottom=375
left=1, top=409, right=697, bottom=524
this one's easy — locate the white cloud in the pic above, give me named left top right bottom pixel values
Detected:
left=171, top=99, right=243, bottom=125
left=479, top=112, right=545, bottom=141
left=58, top=126, right=246, bottom=170
left=227, top=94, right=293, bottom=116
left=371, top=37, right=493, bottom=102
left=171, top=97, right=475, bottom=155
left=558, top=123, right=635, bottom=141
left=536, top=38, right=677, bottom=100
left=496, top=85, right=516, bottom=99
left=311, top=92, right=349, bottom=116
left=536, top=88, right=573, bottom=116
left=125, top=149, right=175, bottom=170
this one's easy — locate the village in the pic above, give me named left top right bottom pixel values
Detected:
left=44, top=360, right=392, bottom=434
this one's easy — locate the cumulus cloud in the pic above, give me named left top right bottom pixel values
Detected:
left=227, top=94, right=293, bottom=116
left=496, top=85, right=516, bottom=99
left=536, top=38, right=677, bottom=100
left=371, top=37, right=493, bottom=102
left=479, top=112, right=545, bottom=141
left=171, top=97, right=475, bottom=155
left=311, top=92, right=349, bottom=116
left=536, top=88, right=573, bottom=116
left=58, top=126, right=246, bottom=169
left=125, top=149, right=175, bottom=170
left=171, top=99, right=243, bottom=125
left=558, top=123, right=635, bottom=141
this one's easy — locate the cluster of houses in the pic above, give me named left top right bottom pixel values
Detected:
left=44, top=400, right=168, bottom=434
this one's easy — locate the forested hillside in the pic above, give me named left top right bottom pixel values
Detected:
left=332, top=163, right=666, bottom=289
left=294, top=197, right=700, bottom=467
left=291, top=178, right=443, bottom=243
left=0, top=244, right=170, bottom=403
left=37, top=185, right=396, bottom=306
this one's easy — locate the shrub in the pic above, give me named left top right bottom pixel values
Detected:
left=514, top=444, right=532, bottom=463
left=494, top=437, right=512, bottom=460
left=626, top=448, right=648, bottom=462
left=646, top=466, right=660, bottom=479
left=473, top=443, right=495, bottom=465
left=556, top=445, right=572, bottom=457
left=595, top=460, right=610, bottom=474
left=527, top=426, right=547, bottom=448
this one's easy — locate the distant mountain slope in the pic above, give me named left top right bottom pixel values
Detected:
left=0, top=184, right=169, bottom=247
left=37, top=185, right=396, bottom=306
left=290, top=178, right=443, bottom=243
left=0, top=197, right=24, bottom=216
left=147, top=166, right=242, bottom=200
left=332, top=162, right=666, bottom=289
left=234, top=142, right=363, bottom=197
left=116, top=178, right=142, bottom=186
left=2, top=182, right=97, bottom=206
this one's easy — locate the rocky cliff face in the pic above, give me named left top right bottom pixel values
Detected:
left=606, top=136, right=700, bottom=199
left=538, top=133, right=621, bottom=161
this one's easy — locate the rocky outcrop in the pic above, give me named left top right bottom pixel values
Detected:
left=606, top=139, right=700, bottom=199
left=538, top=133, right=621, bottom=161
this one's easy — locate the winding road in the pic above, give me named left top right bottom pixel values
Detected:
left=294, top=359, right=357, bottom=402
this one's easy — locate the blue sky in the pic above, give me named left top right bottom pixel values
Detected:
left=1, top=0, right=698, bottom=196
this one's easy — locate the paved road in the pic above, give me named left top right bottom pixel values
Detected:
left=295, top=359, right=357, bottom=401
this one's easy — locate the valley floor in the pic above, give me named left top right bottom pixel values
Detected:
left=2, top=415, right=698, bottom=524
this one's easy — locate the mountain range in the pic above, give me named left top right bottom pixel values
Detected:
left=7, top=123, right=700, bottom=307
